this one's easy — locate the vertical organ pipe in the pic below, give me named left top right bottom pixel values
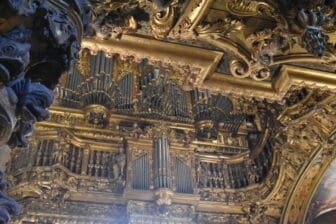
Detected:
left=132, top=154, right=149, bottom=190
left=176, top=158, right=193, bottom=193
left=161, top=137, right=165, bottom=187
left=158, top=138, right=161, bottom=187
left=153, top=134, right=171, bottom=189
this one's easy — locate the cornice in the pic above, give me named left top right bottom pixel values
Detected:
left=196, top=201, right=244, bottom=214
left=82, top=36, right=223, bottom=86
left=203, top=65, right=336, bottom=101
left=39, top=106, right=195, bottom=132
left=81, top=37, right=336, bottom=102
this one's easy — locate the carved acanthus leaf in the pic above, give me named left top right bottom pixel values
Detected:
left=196, top=18, right=244, bottom=37
left=76, top=49, right=91, bottom=81
left=246, top=28, right=293, bottom=65
left=150, top=6, right=176, bottom=39
left=224, top=0, right=275, bottom=17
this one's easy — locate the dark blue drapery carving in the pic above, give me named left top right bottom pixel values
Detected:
left=0, top=0, right=92, bottom=222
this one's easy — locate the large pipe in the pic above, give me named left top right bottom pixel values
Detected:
left=164, top=136, right=168, bottom=187
left=158, top=137, right=162, bottom=187
left=162, top=136, right=166, bottom=188
left=132, top=160, right=136, bottom=188
left=165, top=136, right=170, bottom=188
left=139, top=154, right=142, bottom=189
left=70, top=145, right=76, bottom=172
left=77, top=148, right=83, bottom=174
left=145, top=155, right=148, bottom=189
left=126, top=75, right=129, bottom=110
left=125, top=75, right=129, bottom=110
left=142, top=154, right=145, bottom=189
left=133, top=159, right=137, bottom=188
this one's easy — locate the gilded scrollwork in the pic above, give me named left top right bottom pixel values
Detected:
left=246, top=28, right=292, bottom=66
left=150, top=5, right=176, bottom=39
left=224, top=0, right=275, bottom=17
left=195, top=17, right=244, bottom=38
left=163, top=0, right=336, bottom=82
left=5, top=0, right=336, bottom=221
left=90, top=0, right=181, bottom=40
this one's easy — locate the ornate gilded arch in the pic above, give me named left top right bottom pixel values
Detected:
left=277, top=96, right=336, bottom=224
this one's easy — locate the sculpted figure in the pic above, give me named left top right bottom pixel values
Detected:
left=0, top=0, right=92, bottom=147
left=113, top=147, right=126, bottom=180
left=0, top=0, right=92, bottom=222
left=198, top=162, right=208, bottom=187
left=130, top=123, right=143, bottom=139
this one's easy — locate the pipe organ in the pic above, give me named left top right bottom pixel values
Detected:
left=6, top=53, right=280, bottom=224
left=90, top=51, right=113, bottom=77
left=153, top=134, right=171, bottom=189
left=116, top=73, right=134, bottom=113
left=196, top=137, right=274, bottom=189
left=132, top=154, right=150, bottom=190
left=1, top=0, right=336, bottom=222
left=138, top=69, right=190, bottom=121
left=190, top=88, right=248, bottom=141
left=175, top=158, right=193, bottom=194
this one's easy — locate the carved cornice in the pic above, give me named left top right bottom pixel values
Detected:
left=80, top=37, right=336, bottom=102
left=82, top=36, right=223, bottom=87
left=54, top=0, right=336, bottom=108
left=203, top=65, right=336, bottom=101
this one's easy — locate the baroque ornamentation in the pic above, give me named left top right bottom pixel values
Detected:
left=0, top=0, right=92, bottom=222
left=0, top=0, right=92, bottom=145
left=298, top=9, right=329, bottom=57
left=90, top=0, right=179, bottom=40
left=164, top=0, right=336, bottom=81
left=7, top=58, right=336, bottom=223
left=3, top=0, right=336, bottom=223
left=195, top=17, right=244, bottom=38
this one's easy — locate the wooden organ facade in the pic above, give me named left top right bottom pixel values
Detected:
left=3, top=0, right=336, bottom=223
left=6, top=51, right=280, bottom=224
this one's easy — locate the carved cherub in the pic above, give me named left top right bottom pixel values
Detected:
left=130, top=123, right=143, bottom=139
left=182, top=130, right=194, bottom=147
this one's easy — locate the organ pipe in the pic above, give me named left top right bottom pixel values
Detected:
left=176, top=158, right=193, bottom=193
left=90, top=51, right=113, bottom=77
left=153, top=134, right=171, bottom=189
left=132, top=154, right=149, bottom=190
